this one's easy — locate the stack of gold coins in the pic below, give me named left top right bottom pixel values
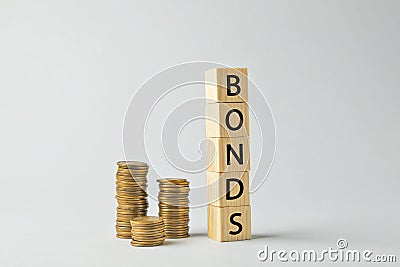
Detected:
left=130, top=216, right=166, bottom=247
left=157, top=179, right=190, bottom=239
left=115, top=161, right=149, bottom=239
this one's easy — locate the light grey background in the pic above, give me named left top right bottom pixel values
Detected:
left=0, top=0, right=399, bottom=266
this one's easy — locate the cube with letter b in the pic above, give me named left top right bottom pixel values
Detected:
left=205, top=68, right=248, bottom=103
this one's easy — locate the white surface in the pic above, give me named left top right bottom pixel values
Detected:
left=0, top=0, right=399, bottom=266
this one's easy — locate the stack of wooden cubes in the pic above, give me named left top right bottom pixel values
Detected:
left=205, top=68, right=251, bottom=242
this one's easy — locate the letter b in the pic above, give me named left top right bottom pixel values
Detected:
left=227, top=75, right=241, bottom=96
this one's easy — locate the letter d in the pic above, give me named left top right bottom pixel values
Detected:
left=258, top=245, right=269, bottom=261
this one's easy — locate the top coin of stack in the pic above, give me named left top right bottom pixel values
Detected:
left=115, top=161, right=149, bottom=239
left=157, top=179, right=190, bottom=239
left=130, top=216, right=166, bottom=247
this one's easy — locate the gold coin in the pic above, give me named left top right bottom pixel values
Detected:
left=116, top=220, right=132, bottom=225
left=164, top=221, right=189, bottom=224
left=116, top=231, right=132, bottom=234
left=116, top=200, right=148, bottom=205
left=117, top=215, right=145, bottom=220
left=166, top=235, right=189, bottom=239
left=116, top=202, right=148, bottom=207
left=163, top=221, right=189, bottom=225
left=158, top=193, right=188, bottom=196
left=159, top=184, right=189, bottom=188
left=131, top=227, right=165, bottom=233
left=158, top=191, right=188, bottom=196
left=158, top=200, right=189, bottom=205
left=116, top=176, right=147, bottom=181
left=159, top=212, right=189, bottom=216
left=117, top=207, right=147, bottom=212
left=131, top=232, right=165, bottom=238
left=117, top=200, right=147, bottom=204
left=158, top=205, right=189, bottom=209
left=116, top=188, right=147, bottom=193
left=164, top=226, right=189, bottom=230
left=130, top=216, right=162, bottom=224
left=115, top=228, right=131, bottom=233
left=117, top=207, right=148, bottom=212
left=165, top=231, right=189, bottom=234
left=117, top=168, right=148, bottom=172
left=116, top=195, right=147, bottom=200
left=159, top=207, right=189, bottom=211
left=117, top=212, right=144, bottom=220
left=158, top=184, right=189, bottom=188
left=165, top=230, right=189, bottom=233
left=117, top=173, right=148, bottom=177
left=158, top=196, right=189, bottom=201
left=158, top=196, right=189, bottom=200
left=117, top=215, right=145, bottom=219
left=115, top=177, right=147, bottom=183
left=159, top=206, right=189, bottom=209
left=118, top=168, right=148, bottom=172
left=164, top=220, right=190, bottom=225
left=132, top=237, right=166, bottom=243
left=158, top=196, right=188, bottom=201
left=164, top=226, right=189, bottom=229
left=131, top=225, right=164, bottom=231
left=117, top=192, right=147, bottom=198
left=115, top=182, right=147, bottom=187
left=130, top=240, right=164, bottom=247
left=160, top=216, right=189, bottom=220
left=165, top=230, right=189, bottom=234
left=116, top=234, right=132, bottom=239
left=117, top=160, right=148, bottom=167
left=157, top=178, right=188, bottom=183
left=115, top=228, right=132, bottom=233
left=165, top=229, right=189, bottom=232
left=117, top=206, right=148, bottom=210
left=116, top=173, right=148, bottom=177
left=131, top=226, right=164, bottom=231
left=117, top=209, right=146, bottom=214
left=159, top=191, right=189, bottom=194
left=116, top=188, right=147, bottom=192
left=117, top=201, right=148, bottom=205
left=116, top=185, right=147, bottom=189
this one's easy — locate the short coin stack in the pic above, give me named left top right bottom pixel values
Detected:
left=157, top=179, right=190, bottom=239
left=130, top=216, right=166, bottom=247
left=115, top=161, right=149, bottom=239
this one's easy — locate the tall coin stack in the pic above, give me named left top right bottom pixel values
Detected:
left=130, top=216, right=166, bottom=247
left=115, top=161, right=149, bottom=239
left=157, top=179, right=190, bottom=239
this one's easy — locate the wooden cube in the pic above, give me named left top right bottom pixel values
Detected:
left=207, top=171, right=249, bottom=207
left=205, top=68, right=248, bottom=103
left=208, top=205, right=251, bottom=241
left=206, top=102, right=250, bottom=138
left=206, top=137, right=250, bottom=172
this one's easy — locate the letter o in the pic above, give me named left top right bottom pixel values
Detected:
left=225, top=109, right=243, bottom=131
